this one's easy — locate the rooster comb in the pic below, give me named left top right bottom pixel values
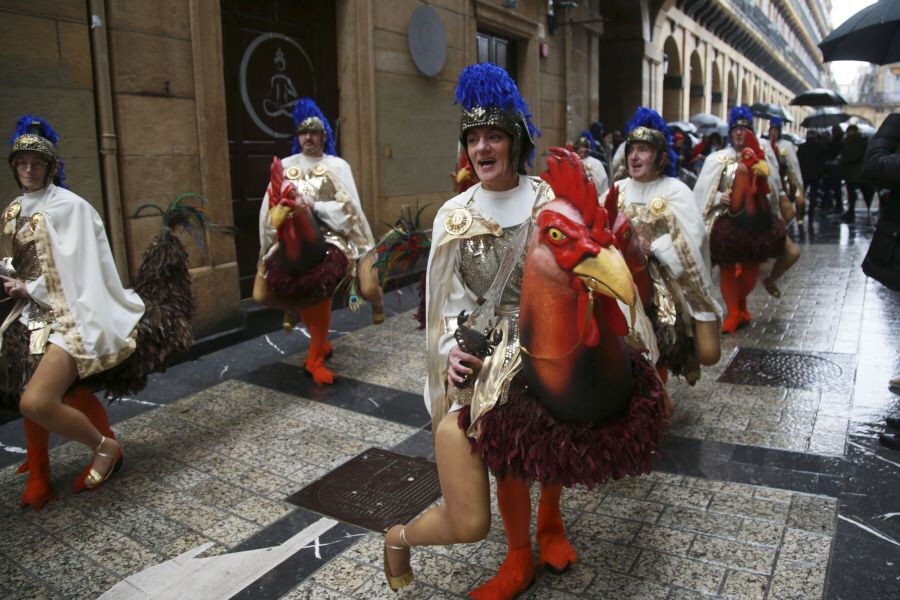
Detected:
left=7, top=114, right=66, bottom=188
left=623, top=107, right=677, bottom=178
left=291, top=98, right=336, bottom=156
left=540, top=147, right=602, bottom=228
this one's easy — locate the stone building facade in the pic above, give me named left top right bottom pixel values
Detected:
left=0, top=0, right=831, bottom=341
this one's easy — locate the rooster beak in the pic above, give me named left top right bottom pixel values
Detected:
left=573, top=246, right=636, bottom=306
left=270, top=204, right=293, bottom=229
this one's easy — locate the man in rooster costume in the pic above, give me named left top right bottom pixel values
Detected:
left=256, top=97, right=383, bottom=385
left=694, top=106, right=788, bottom=333
left=573, top=130, right=610, bottom=198
left=601, top=108, right=721, bottom=386
left=382, top=63, right=667, bottom=600
left=1, top=115, right=198, bottom=509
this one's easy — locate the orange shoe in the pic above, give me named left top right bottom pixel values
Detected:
left=536, top=484, right=577, bottom=574
left=304, top=347, right=335, bottom=385
left=17, top=461, right=57, bottom=511
left=18, top=418, right=56, bottom=511
left=469, top=547, right=535, bottom=600
left=721, top=312, right=743, bottom=334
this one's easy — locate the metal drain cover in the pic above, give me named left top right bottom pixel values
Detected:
left=718, top=348, right=855, bottom=390
left=286, top=448, right=441, bottom=532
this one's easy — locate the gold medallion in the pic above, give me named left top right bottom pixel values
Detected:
left=444, top=207, right=473, bottom=236
left=312, top=164, right=328, bottom=176
left=285, top=166, right=301, bottom=180
left=649, top=196, right=668, bottom=215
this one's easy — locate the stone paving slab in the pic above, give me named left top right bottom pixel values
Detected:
left=667, top=245, right=865, bottom=456
left=281, top=472, right=837, bottom=599
left=0, top=379, right=418, bottom=600
left=2, top=229, right=897, bottom=599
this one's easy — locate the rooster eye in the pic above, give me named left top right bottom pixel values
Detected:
left=621, top=230, right=631, bottom=241
left=546, top=227, right=567, bottom=242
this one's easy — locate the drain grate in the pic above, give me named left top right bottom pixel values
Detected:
left=286, top=448, right=441, bottom=532
left=718, top=347, right=855, bottom=390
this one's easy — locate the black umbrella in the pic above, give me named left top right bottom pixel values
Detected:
left=818, top=0, right=900, bottom=65
left=790, top=88, right=847, bottom=107
left=800, top=108, right=850, bottom=129
left=750, top=102, right=794, bottom=123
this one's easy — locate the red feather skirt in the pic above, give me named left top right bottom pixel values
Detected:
left=709, top=213, right=786, bottom=265
left=458, top=347, right=670, bottom=488
left=264, top=244, right=350, bottom=309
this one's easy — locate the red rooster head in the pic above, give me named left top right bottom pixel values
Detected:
left=519, top=148, right=639, bottom=424
left=266, top=156, right=324, bottom=268
left=534, top=147, right=636, bottom=341
left=267, top=156, right=300, bottom=231
left=732, top=130, right=771, bottom=216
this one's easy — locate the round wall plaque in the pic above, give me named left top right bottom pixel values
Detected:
left=408, top=5, right=447, bottom=77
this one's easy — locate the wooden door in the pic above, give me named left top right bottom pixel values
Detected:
left=221, top=0, right=338, bottom=297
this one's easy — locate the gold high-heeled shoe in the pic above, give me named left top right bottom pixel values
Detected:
left=383, top=525, right=413, bottom=592
left=84, top=436, right=122, bottom=489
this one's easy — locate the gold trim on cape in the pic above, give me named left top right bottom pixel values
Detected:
left=31, top=211, right=137, bottom=377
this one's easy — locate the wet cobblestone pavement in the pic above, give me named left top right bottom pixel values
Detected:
left=0, top=210, right=898, bottom=599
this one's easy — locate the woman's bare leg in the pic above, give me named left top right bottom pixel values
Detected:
left=383, top=411, right=491, bottom=587
left=18, top=344, right=120, bottom=476
left=395, top=412, right=491, bottom=547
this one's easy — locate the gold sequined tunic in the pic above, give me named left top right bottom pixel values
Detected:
left=10, top=209, right=55, bottom=355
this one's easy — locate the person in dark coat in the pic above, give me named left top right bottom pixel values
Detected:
left=798, top=131, right=827, bottom=215
left=589, top=121, right=610, bottom=176
left=839, top=125, right=870, bottom=222
left=861, top=113, right=900, bottom=450
left=824, top=125, right=844, bottom=212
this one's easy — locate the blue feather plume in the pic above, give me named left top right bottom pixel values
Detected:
left=728, top=105, right=754, bottom=130
left=579, top=130, right=596, bottom=151
left=623, top=107, right=678, bottom=178
left=454, top=63, right=540, bottom=164
left=770, top=117, right=783, bottom=129
left=290, top=98, right=336, bottom=156
left=7, top=114, right=66, bottom=188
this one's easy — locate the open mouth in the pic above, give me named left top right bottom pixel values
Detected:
left=477, top=158, right=497, bottom=169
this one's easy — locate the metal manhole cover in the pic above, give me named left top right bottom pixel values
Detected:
left=286, top=448, right=441, bottom=532
left=718, top=348, right=855, bottom=390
